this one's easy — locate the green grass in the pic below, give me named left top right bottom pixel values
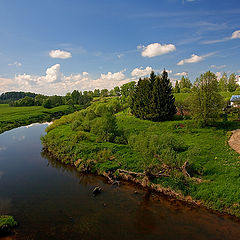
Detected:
left=42, top=101, right=240, bottom=217
left=0, top=104, right=82, bottom=134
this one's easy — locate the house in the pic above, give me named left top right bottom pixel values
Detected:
left=230, top=95, right=240, bottom=107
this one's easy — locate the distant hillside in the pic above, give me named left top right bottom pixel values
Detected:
left=0, top=91, right=37, bottom=103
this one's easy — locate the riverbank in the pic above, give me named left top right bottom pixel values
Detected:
left=41, top=99, right=240, bottom=218
left=0, top=104, right=83, bottom=134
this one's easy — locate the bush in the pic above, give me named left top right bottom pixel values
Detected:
left=91, top=114, right=118, bottom=142
left=73, top=131, right=90, bottom=143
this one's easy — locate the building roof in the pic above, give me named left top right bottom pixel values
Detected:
left=230, top=95, right=240, bottom=102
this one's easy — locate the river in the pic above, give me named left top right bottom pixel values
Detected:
left=0, top=123, right=240, bottom=240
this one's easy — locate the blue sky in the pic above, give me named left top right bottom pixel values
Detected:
left=0, top=0, right=240, bottom=95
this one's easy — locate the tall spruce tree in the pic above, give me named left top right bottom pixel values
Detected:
left=131, top=78, right=152, bottom=119
left=131, top=70, right=176, bottom=121
left=151, top=70, right=176, bottom=121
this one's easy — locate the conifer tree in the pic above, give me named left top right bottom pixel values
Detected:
left=150, top=70, right=176, bottom=121
left=219, top=72, right=228, bottom=92
left=131, top=78, right=152, bottom=119
left=174, top=80, right=180, bottom=93
left=131, top=70, right=176, bottom=121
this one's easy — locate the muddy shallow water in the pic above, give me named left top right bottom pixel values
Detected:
left=0, top=123, right=240, bottom=240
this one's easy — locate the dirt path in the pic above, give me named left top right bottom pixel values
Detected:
left=228, top=129, right=240, bottom=154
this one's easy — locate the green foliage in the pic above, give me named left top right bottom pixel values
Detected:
left=179, top=76, right=192, bottom=89
left=131, top=70, right=176, bottom=121
left=120, top=81, right=136, bottom=98
left=100, top=89, right=109, bottom=97
left=189, top=71, right=225, bottom=126
left=0, top=91, right=36, bottom=103
left=174, top=80, right=180, bottom=93
left=228, top=73, right=238, bottom=92
left=0, top=215, right=17, bottom=232
left=219, top=72, right=228, bottom=92
left=91, top=114, right=118, bottom=142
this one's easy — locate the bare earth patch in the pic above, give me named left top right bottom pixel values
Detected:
left=228, top=129, right=240, bottom=154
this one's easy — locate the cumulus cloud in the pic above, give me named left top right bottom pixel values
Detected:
left=174, top=72, right=188, bottom=76
left=8, top=61, right=22, bottom=67
left=49, top=49, right=72, bottom=59
left=93, top=70, right=129, bottom=89
left=138, top=43, right=176, bottom=58
left=9, top=64, right=132, bottom=95
left=45, top=64, right=63, bottom=83
left=177, top=54, right=203, bottom=65
left=177, top=53, right=213, bottom=65
left=131, top=66, right=153, bottom=77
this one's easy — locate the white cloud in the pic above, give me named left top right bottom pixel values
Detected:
left=45, top=64, right=63, bottom=83
left=203, top=29, right=240, bottom=44
left=11, top=64, right=131, bottom=94
left=174, top=72, right=188, bottom=76
left=131, top=66, right=153, bottom=77
left=8, top=61, right=22, bottom=67
left=49, top=49, right=72, bottom=59
left=93, top=70, right=128, bottom=89
left=231, top=30, right=240, bottom=39
left=138, top=43, right=176, bottom=58
left=210, top=64, right=226, bottom=69
left=177, top=53, right=214, bottom=65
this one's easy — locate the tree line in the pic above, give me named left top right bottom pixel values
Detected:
left=173, top=72, right=238, bottom=93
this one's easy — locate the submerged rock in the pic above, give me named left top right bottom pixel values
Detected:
left=93, top=186, right=102, bottom=195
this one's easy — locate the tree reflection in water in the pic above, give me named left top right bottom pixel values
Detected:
left=41, top=150, right=98, bottom=186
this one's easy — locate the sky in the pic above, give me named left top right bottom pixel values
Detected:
left=0, top=0, right=240, bottom=95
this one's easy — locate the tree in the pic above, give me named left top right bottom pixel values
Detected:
left=114, top=86, right=121, bottom=96
left=42, top=98, right=52, bottom=108
left=120, top=81, right=136, bottom=98
left=150, top=70, right=176, bottom=121
left=93, top=89, right=100, bottom=97
left=91, top=113, right=118, bottom=142
left=131, top=70, right=176, bottom=121
left=174, top=80, right=180, bottom=93
left=189, top=71, right=224, bottom=126
left=71, top=90, right=80, bottom=104
left=218, top=72, right=228, bottom=92
left=130, top=78, right=152, bottom=119
left=179, top=76, right=192, bottom=89
left=228, top=73, right=237, bottom=92
left=100, top=89, right=109, bottom=97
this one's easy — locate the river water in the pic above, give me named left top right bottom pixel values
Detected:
left=0, top=123, right=240, bottom=240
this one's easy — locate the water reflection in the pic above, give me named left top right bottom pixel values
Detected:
left=41, top=150, right=97, bottom=186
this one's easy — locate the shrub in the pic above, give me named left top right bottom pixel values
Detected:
left=91, top=114, right=118, bottom=142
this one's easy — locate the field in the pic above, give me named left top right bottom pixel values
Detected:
left=0, top=104, right=81, bottom=134
left=41, top=99, right=240, bottom=217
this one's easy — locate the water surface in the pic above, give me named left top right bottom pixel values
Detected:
left=0, top=123, right=240, bottom=240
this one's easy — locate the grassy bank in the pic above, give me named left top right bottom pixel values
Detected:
left=41, top=99, right=240, bottom=217
left=0, top=104, right=83, bottom=134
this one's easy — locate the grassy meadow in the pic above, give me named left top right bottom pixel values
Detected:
left=41, top=97, right=240, bottom=217
left=0, top=104, right=81, bottom=134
